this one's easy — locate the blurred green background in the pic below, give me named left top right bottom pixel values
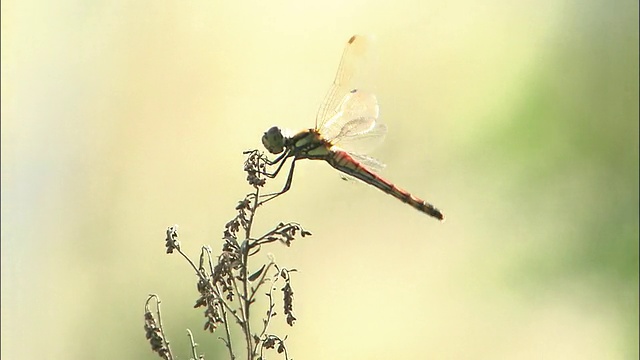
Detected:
left=2, top=0, right=638, bottom=359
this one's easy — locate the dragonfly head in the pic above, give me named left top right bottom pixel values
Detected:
left=262, top=126, right=285, bottom=154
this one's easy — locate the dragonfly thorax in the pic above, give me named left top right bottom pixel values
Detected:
left=262, top=126, right=286, bottom=154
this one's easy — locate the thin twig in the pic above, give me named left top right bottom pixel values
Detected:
left=248, top=261, right=275, bottom=303
left=186, top=329, right=199, bottom=360
left=252, top=271, right=278, bottom=356
left=218, top=302, right=236, bottom=360
left=241, top=241, right=253, bottom=360
left=145, top=294, right=175, bottom=360
left=204, top=248, right=236, bottom=360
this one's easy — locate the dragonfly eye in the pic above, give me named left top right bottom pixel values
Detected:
left=262, top=126, right=285, bottom=154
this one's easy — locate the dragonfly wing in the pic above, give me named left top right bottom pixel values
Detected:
left=336, top=152, right=386, bottom=182
left=316, top=35, right=373, bottom=131
left=321, top=90, right=387, bottom=154
left=348, top=152, right=386, bottom=173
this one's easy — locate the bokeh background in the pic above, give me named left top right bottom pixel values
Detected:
left=2, top=0, right=638, bottom=359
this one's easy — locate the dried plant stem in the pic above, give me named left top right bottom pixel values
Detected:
left=218, top=302, right=235, bottom=360
left=187, top=329, right=198, bottom=359
left=239, top=184, right=264, bottom=359
left=202, top=247, right=237, bottom=359
left=241, top=238, right=254, bottom=360
left=144, top=294, right=174, bottom=360
left=253, top=270, right=276, bottom=355
left=150, top=150, right=309, bottom=360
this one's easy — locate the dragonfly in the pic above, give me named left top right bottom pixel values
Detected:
left=260, top=35, right=445, bottom=221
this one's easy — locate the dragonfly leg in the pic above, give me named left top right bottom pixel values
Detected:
left=260, top=150, right=291, bottom=178
left=262, top=156, right=290, bottom=178
left=265, top=149, right=290, bottom=166
left=259, top=159, right=296, bottom=205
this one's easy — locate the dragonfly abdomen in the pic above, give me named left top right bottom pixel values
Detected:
left=327, top=150, right=445, bottom=221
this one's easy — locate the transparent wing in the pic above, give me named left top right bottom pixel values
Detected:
left=336, top=152, right=386, bottom=182
left=348, top=152, right=386, bottom=173
left=321, top=89, right=387, bottom=155
left=318, top=35, right=388, bottom=181
left=315, top=35, right=372, bottom=131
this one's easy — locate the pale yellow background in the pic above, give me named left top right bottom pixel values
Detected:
left=2, top=0, right=638, bottom=359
